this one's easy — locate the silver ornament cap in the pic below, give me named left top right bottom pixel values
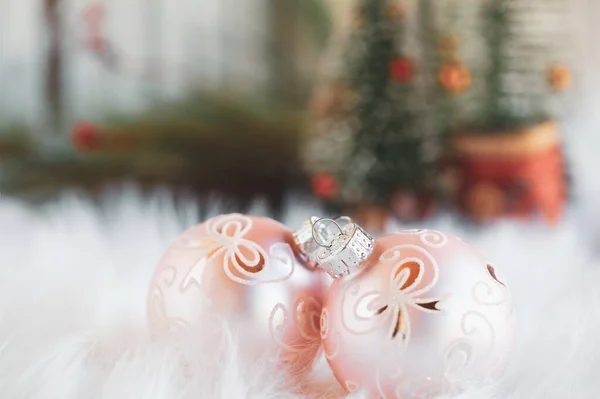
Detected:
left=312, top=218, right=375, bottom=278
left=293, top=216, right=352, bottom=268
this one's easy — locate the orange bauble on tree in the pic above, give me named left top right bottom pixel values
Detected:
left=147, top=214, right=327, bottom=377
left=547, top=64, right=571, bottom=92
left=438, top=62, right=471, bottom=94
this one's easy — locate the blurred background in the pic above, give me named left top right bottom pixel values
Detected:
left=1, top=0, right=599, bottom=230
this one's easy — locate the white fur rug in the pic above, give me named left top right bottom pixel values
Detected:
left=1, top=186, right=600, bottom=399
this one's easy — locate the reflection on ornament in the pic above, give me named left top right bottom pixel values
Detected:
left=390, top=57, right=414, bottom=83
left=147, top=214, right=326, bottom=377
left=439, top=63, right=471, bottom=94
left=547, top=64, right=571, bottom=92
left=320, top=229, right=514, bottom=399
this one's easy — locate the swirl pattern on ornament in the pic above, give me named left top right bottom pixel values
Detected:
left=148, top=285, right=192, bottom=337
left=444, top=337, right=474, bottom=377
left=419, top=230, right=448, bottom=248
left=444, top=309, right=496, bottom=380
left=342, top=244, right=442, bottom=350
left=376, top=365, right=405, bottom=399
left=398, top=229, right=449, bottom=248
left=443, top=263, right=508, bottom=380
left=472, top=264, right=509, bottom=306
left=472, top=280, right=507, bottom=306
left=179, top=214, right=295, bottom=285
left=463, top=310, right=495, bottom=356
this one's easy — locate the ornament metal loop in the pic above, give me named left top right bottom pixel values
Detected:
left=293, top=216, right=354, bottom=269
left=313, top=219, right=375, bottom=279
left=311, top=217, right=343, bottom=248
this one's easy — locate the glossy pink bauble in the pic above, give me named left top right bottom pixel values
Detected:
left=147, top=214, right=326, bottom=374
left=321, top=229, right=515, bottom=398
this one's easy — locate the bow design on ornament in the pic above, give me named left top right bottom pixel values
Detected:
left=180, top=214, right=295, bottom=286
left=344, top=244, right=442, bottom=349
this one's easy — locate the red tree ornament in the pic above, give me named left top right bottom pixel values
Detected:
left=312, top=173, right=338, bottom=199
left=71, top=121, right=101, bottom=152
left=389, top=57, right=414, bottom=83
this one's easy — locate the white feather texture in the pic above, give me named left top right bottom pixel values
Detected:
left=1, top=182, right=600, bottom=398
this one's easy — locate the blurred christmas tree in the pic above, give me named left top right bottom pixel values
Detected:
left=304, top=0, right=573, bottom=227
left=304, top=0, right=440, bottom=230
left=437, top=0, right=572, bottom=132
left=437, top=0, right=573, bottom=223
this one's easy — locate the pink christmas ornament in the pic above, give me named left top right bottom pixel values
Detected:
left=147, top=214, right=326, bottom=375
left=318, top=226, right=515, bottom=398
